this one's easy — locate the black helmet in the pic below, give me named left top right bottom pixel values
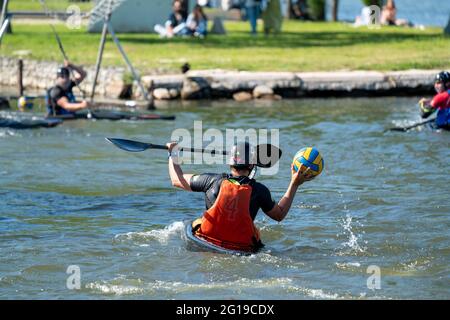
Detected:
left=57, top=67, right=70, bottom=78
left=228, top=141, right=257, bottom=169
left=435, top=71, right=449, bottom=84
left=444, top=71, right=450, bottom=84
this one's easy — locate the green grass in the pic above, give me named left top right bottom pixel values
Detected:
left=2, top=20, right=449, bottom=73
left=8, top=0, right=94, bottom=12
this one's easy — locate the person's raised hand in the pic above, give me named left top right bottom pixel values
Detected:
left=291, top=164, right=314, bottom=187
left=166, top=141, right=178, bottom=152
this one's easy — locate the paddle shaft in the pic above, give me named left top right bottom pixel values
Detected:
left=39, top=0, right=88, bottom=105
left=389, top=118, right=435, bottom=132
left=148, top=143, right=228, bottom=155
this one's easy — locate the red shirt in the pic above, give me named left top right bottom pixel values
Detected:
left=431, top=90, right=450, bottom=110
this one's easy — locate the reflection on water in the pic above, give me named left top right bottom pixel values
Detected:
left=0, top=97, right=449, bottom=299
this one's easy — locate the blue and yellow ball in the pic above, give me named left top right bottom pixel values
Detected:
left=292, top=147, right=324, bottom=178
left=17, top=96, right=34, bottom=111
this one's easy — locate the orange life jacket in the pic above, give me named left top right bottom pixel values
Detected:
left=194, top=179, right=262, bottom=252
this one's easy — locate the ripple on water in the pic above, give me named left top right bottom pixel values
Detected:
left=85, top=276, right=344, bottom=299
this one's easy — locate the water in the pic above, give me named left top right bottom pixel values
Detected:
left=332, top=0, right=450, bottom=27
left=0, top=97, right=449, bottom=299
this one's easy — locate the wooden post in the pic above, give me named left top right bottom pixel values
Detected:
left=90, top=1, right=112, bottom=103
left=18, top=59, right=24, bottom=96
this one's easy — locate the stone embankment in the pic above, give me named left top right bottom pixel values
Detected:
left=1, top=57, right=437, bottom=103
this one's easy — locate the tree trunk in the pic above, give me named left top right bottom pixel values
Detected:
left=331, top=0, right=339, bottom=21
left=287, top=0, right=293, bottom=19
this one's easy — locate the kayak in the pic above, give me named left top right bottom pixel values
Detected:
left=48, top=109, right=175, bottom=121
left=183, top=220, right=260, bottom=256
left=0, top=116, right=62, bottom=129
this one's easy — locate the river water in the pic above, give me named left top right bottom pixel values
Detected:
left=333, top=0, right=450, bottom=27
left=0, top=97, right=449, bottom=299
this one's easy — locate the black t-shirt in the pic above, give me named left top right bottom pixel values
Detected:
left=168, top=12, right=185, bottom=28
left=47, top=81, right=76, bottom=115
left=190, top=173, right=275, bottom=220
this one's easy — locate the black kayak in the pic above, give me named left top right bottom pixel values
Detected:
left=0, top=117, right=62, bottom=129
left=183, top=220, right=260, bottom=256
left=48, top=109, right=176, bottom=121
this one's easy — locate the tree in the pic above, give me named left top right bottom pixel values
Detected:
left=307, top=0, right=326, bottom=21
left=361, top=0, right=382, bottom=6
left=331, top=0, right=339, bottom=21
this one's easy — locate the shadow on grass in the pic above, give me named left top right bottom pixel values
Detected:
left=113, top=30, right=443, bottom=49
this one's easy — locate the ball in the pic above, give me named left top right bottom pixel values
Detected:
left=17, top=96, right=33, bottom=111
left=292, top=147, right=324, bottom=178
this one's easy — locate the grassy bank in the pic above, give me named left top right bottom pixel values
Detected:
left=2, top=20, right=449, bottom=73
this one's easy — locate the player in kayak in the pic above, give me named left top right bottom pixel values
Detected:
left=419, top=71, right=450, bottom=130
left=166, top=141, right=313, bottom=253
left=46, top=60, right=89, bottom=116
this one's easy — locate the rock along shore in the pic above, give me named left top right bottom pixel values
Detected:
left=1, top=57, right=437, bottom=102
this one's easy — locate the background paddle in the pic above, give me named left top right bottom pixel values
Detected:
left=106, top=138, right=282, bottom=168
left=388, top=118, right=435, bottom=132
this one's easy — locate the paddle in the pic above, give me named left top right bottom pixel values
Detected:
left=387, top=118, right=435, bottom=132
left=39, top=0, right=92, bottom=118
left=106, top=138, right=282, bottom=168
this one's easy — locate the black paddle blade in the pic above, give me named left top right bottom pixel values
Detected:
left=106, top=138, right=153, bottom=152
left=256, top=144, right=282, bottom=168
left=388, top=127, right=407, bottom=132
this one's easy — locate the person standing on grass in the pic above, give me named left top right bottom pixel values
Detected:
left=245, top=0, right=262, bottom=35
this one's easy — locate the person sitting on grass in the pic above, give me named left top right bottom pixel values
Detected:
left=290, top=0, right=311, bottom=21
left=419, top=71, right=450, bottom=130
left=186, top=5, right=208, bottom=38
left=154, top=0, right=189, bottom=38
left=46, top=60, right=88, bottom=117
left=380, top=0, right=412, bottom=27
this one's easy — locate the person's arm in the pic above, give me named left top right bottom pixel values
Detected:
left=167, top=142, right=193, bottom=191
left=56, top=96, right=88, bottom=112
left=419, top=95, right=440, bottom=118
left=166, top=14, right=177, bottom=36
left=65, top=60, right=87, bottom=84
left=265, top=165, right=312, bottom=222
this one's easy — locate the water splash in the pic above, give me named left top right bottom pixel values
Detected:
left=0, top=130, right=19, bottom=138
left=114, top=221, right=184, bottom=245
left=338, top=214, right=366, bottom=256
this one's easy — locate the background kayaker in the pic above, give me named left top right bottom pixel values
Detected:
left=419, top=71, right=450, bottom=130
left=46, top=60, right=89, bottom=116
left=166, top=141, right=313, bottom=252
